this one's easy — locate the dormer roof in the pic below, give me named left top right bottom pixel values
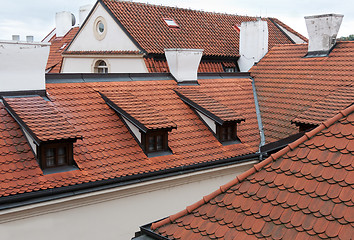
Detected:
left=100, top=91, right=177, bottom=132
left=2, top=96, right=81, bottom=144
left=175, top=88, right=245, bottom=124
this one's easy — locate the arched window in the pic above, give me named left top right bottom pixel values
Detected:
left=94, top=60, right=108, bottom=73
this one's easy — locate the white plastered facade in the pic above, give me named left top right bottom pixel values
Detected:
left=0, top=160, right=256, bottom=240
left=61, top=2, right=148, bottom=73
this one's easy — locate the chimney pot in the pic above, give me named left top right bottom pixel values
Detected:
left=56, top=11, right=76, bottom=37
left=12, top=35, right=20, bottom=41
left=26, top=36, right=34, bottom=43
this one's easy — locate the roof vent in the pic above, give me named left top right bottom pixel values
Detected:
left=26, top=36, right=34, bottom=43
left=0, top=41, right=50, bottom=95
left=164, top=49, right=203, bottom=84
left=305, top=14, right=344, bottom=57
left=79, top=4, right=93, bottom=26
left=56, top=11, right=76, bottom=37
left=238, top=19, right=268, bottom=72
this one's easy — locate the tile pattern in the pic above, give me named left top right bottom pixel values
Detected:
left=144, top=58, right=235, bottom=73
left=3, top=96, right=81, bottom=142
left=151, top=105, right=354, bottom=240
left=251, top=41, right=354, bottom=143
left=45, top=27, right=79, bottom=73
left=100, top=91, right=177, bottom=130
left=0, top=78, right=259, bottom=197
left=102, top=0, right=304, bottom=57
left=293, top=84, right=354, bottom=126
left=269, top=18, right=308, bottom=43
left=175, top=88, right=245, bottom=122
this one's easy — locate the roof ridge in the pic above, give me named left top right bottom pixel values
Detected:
left=150, top=103, right=354, bottom=230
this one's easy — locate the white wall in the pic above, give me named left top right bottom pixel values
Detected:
left=0, top=161, right=256, bottom=240
left=67, top=3, right=140, bottom=52
left=196, top=110, right=216, bottom=133
left=61, top=56, right=147, bottom=73
left=276, top=24, right=306, bottom=44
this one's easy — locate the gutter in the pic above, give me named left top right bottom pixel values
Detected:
left=0, top=152, right=259, bottom=211
left=251, top=77, right=266, bottom=159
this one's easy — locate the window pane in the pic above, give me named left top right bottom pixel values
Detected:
left=221, top=127, right=227, bottom=141
left=227, top=126, right=233, bottom=140
left=57, top=147, right=67, bottom=165
left=46, top=148, right=55, bottom=167
left=97, top=22, right=105, bottom=33
left=156, top=135, right=163, bottom=151
left=148, top=136, right=155, bottom=152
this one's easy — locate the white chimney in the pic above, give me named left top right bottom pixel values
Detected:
left=164, top=49, right=203, bottom=84
left=238, top=19, right=268, bottom=72
left=26, top=36, right=34, bottom=43
left=0, top=41, right=50, bottom=93
left=79, top=4, right=93, bottom=26
left=305, top=14, right=343, bottom=56
left=12, top=35, right=20, bottom=41
left=56, top=11, right=76, bottom=37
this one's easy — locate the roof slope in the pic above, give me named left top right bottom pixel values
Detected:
left=45, top=27, right=79, bottom=73
left=3, top=96, right=80, bottom=142
left=0, top=78, right=259, bottom=198
left=150, top=104, right=354, bottom=239
left=101, top=0, right=304, bottom=57
left=292, top=84, right=354, bottom=126
left=251, top=41, right=354, bottom=143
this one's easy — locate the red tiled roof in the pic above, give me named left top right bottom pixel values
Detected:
left=269, top=18, right=308, bottom=43
left=251, top=41, right=354, bottom=143
left=150, top=104, right=354, bottom=239
left=292, top=84, right=354, bottom=126
left=100, top=91, right=177, bottom=131
left=175, top=88, right=245, bottom=123
left=144, top=58, right=234, bottom=73
left=45, top=27, right=79, bottom=73
left=3, top=96, right=81, bottom=142
left=102, top=0, right=302, bottom=57
left=63, top=50, right=143, bottom=55
left=0, top=78, right=259, bottom=197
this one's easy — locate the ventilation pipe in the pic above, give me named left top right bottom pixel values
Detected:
left=304, top=14, right=343, bottom=57
left=238, top=19, right=268, bottom=72
left=56, top=11, right=76, bottom=37
left=79, top=5, right=93, bottom=26
left=164, top=49, right=203, bottom=84
left=0, top=41, right=50, bottom=94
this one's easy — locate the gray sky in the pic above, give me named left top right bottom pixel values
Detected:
left=0, top=0, right=353, bottom=41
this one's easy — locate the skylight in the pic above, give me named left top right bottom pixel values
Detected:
left=163, top=18, right=179, bottom=28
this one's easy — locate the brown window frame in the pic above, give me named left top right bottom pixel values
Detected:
left=216, top=122, right=238, bottom=142
left=39, top=142, right=73, bottom=169
left=141, top=130, right=169, bottom=154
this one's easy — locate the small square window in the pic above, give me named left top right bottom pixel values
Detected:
left=143, top=131, right=168, bottom=154
left=41, top=143, right=72, bottom=169
left=217, top=122, right=238, bottom=143
left=163, top=18, right=179, bottom=28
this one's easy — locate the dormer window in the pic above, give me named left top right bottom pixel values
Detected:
left=163, top=18, right=179, bottom=28
left=94, top=60, right=109, bottom=73
left=1, top=96, right=81, bottom=174
left=175, top=88, right=244, bottom=145
left=100, top=91, right=177, bottom=157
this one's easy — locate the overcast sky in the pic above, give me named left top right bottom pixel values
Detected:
left=0, top=0, right=352, bottom=41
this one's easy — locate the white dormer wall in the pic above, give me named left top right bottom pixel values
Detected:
left=274, top=24, right=306, bottom=44
left=0, top=41, right=50, bottom=93
left=122, top=117, right=142, bottom=143
left=61, top=2, right=147, bottom=73
left=196, top=110, right=216, bottom=133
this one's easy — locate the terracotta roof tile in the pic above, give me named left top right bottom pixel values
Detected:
left=175, top=87, right=245, bottom=123
left=251, top=41, right=354, bottom=143
left=45, top=27, right=79, bottom=73
left=63, top=50, right=143, bottom=55
left=102, top=0, right=303, bottom=57
left=150, top=105, right=354, bottom=239
left=0, top=78, right=259, bottom=197
left=3, top=96, right=81, bottom=142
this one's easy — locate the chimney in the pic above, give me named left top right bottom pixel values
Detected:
left=0, top=40, right=50, bottom=94
left=305, top=14, right=344, bottom=57
left=79, top=5, right=93, bottom=26
left=164, top=49, right=203, bottom=84
left=12, top=35, right=20, bottom=41
left=238, top=19, right=268, bottom=72
left=56, top=11, right=76, bottom=37
left=26, top=36, right=34, bottom=43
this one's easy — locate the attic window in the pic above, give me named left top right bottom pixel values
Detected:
left=41, top=142, right=73, bottom=168
left=94, top=60, right=109, bottom=73
left=217, top=122, right=238, bottom=142
left=164, top=18, right=179, bottom=28
left=142, top=131, right=168, bottom=153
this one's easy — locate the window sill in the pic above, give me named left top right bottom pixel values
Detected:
left=42, top=165, right=79, bottom=175
left=147, top=149, right=173, bottom=158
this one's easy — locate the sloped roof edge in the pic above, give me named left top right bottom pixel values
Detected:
left=150, top=103, right=354, bottom=230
